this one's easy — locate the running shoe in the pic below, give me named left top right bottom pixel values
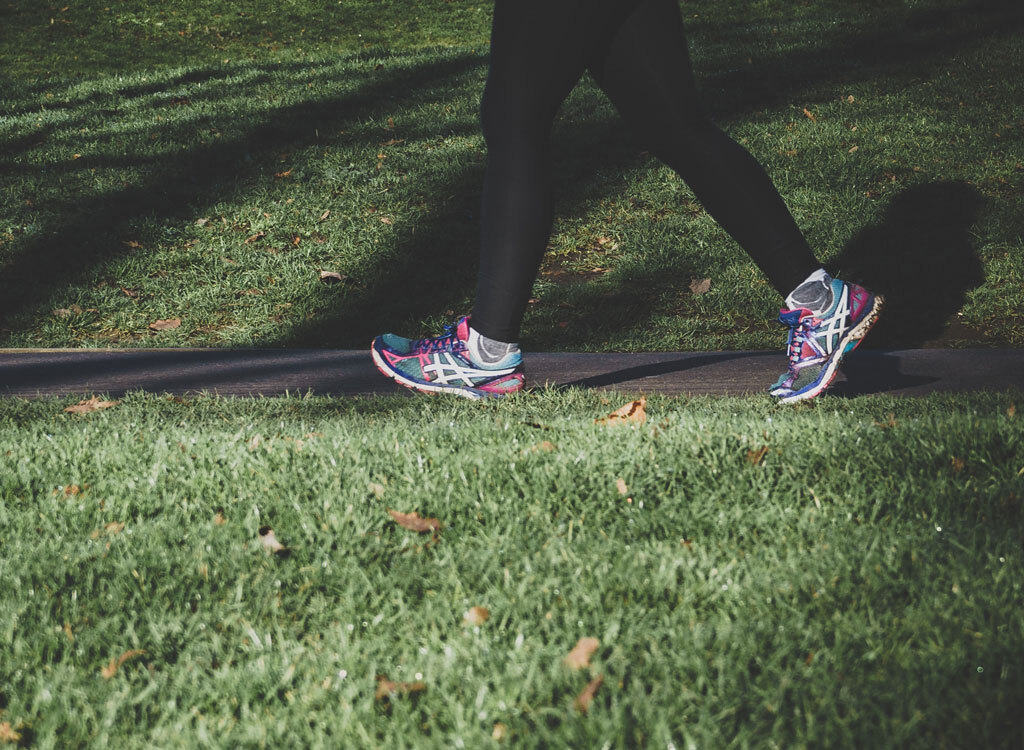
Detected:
left=769, top=279, right=884, bottom=404
left=371, top=316, right=524, bottom=399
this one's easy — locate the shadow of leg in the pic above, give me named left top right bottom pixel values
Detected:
left=833, top=181, right=985, bottom=348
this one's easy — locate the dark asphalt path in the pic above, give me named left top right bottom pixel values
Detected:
left=1, top=348, right=1021, bottom=398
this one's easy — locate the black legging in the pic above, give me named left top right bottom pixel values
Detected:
left=471, top=0, right=820, bottom=342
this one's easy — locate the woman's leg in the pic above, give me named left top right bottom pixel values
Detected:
left=585, top=0, right=821, bottom=299
left=471, top=0, right=643, bottom=343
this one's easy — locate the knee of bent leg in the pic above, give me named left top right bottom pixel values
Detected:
left=480, top=80, right=551, bottom=149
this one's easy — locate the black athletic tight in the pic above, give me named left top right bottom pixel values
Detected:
left=470, top=0, right=820, bottom=342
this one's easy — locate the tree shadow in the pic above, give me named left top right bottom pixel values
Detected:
left=1, top=0, right=1021, bottom=349
left=831, top=181, right=986, bottom=348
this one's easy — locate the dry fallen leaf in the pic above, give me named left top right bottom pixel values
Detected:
left=492, top=722, right=508, bottom=741
left=523, top=440, right=556, bottom=454
left=746, top=445, right=769, bottom=465
left=119, top=285, right=138, bottom=298
left=319, top=270, right=346, bottom=283
left=689, top=277, right=712, bottom=295
left=463, top=606, right=490, bottom=627
left=100, top=649, right=146, bottom=679
left=90, top=521, right=125, bottom=540
left=274, top=169, right=293, bottom=178
left=375, top=674, right=426, bottom=701
left=195, top=217, right=209, bottom=226
left=319, top=209, right=331, bottom=221
left=803, top=107, right=817, bottom=123
left=368, top=482, right=386, bottom=498
left=846, top=94, right=855, bottom=103
left=848, top=145, right=859, bottom=153
left=258, top=526, right=286, bottom=555
left=574, top=674, right=604, bottom=714
left=213, top=509, right=227, bottom=525
left=149, top=318, right=181, bottom=331
left=1008, top=403, right=1016, bottom=418
left=64, top=484, right=81, bottom=496
left=388, top=509, right=441, bottom=533
left=64, top=396, right=119, bottom=415
left=564, top=637, right=600, bottom=670
left=874, top=413, right=897, bottom=429
left=63, top=621, right=74, bottom=641
left=615, top=478, right=629, bottom=495
left=244, top=231, right=266, bottom=244
left=0, top=722, right=21, bottom=743
left=248, top=434, right=263, bottom=451
left=596, top=397, right=647, bottom=427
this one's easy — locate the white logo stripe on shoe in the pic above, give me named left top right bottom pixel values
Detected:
left=422, top=352, right=517, bottom=386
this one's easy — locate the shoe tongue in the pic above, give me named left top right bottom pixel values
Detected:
left=778, top=307, right=812, bottom=326
left=455, top=316, right=471, bottom=342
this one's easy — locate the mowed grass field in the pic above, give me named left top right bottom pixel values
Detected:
left=1, top=0, right=1022, bottom=351
left=0, top=391, right=1022, bottom=747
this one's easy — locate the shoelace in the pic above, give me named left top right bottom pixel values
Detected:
left=414, top=324, right=465, bottom=354
left=786, top=316, right=818, bottom=371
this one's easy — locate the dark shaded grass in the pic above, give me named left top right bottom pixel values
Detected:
left=1, top=0, right=1023, bottom=350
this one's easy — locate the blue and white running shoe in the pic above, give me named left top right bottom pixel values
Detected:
left=371, top=316, right=524, bottom=399
left=770, top=279, right=884, bottom=403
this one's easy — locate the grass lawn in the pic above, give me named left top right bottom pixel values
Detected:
left=0, top=390, right=1022, bottom=747
left=1, top=0, right=1022, bottom=351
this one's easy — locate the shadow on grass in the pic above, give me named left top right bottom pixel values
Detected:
left=832, top=181, right=986, bottom=348
left=1, top=0, right=1020, bottom=350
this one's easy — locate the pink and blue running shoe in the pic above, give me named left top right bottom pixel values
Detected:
left=371, top=316, right=524, bottom=399
left=770, top=279, right=884, bottom=404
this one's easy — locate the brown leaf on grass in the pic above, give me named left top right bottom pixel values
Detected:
left=380, top=216, right=393, bottom=225
left=574, top=674, right=604, bottom=714
left=848, top=145, right=859, bottom=153
left=274, top=169, right=293, bottom=178
left=803, top=107, right=817, bottom=123
left=63, top=622, right=74, bottom=641
left=523, top=440, right=557, bottom=454
left=874, top=413, right=897, bottom=429
left=64, top=396, right=119, bottom=414
left=368, top=482, right=386, bottom=498
left=64, top=484, right=81, bottom=496
left=846, top=94, right=855, bottom=103
left=244, top=231, right=266, bottom=244
left=388, top=509, right=441, bottom=533
left=319, top=270, right=346, bottom=283
left=0, top=722, right=21, bottom=743
left=951, top=456, right=965, bottom=473
left=746, top=445, right=770, bottom=465
left=380, top=138, right=405, bottom=147
left=89, top=521, right=124, bottom=540
left=319, top=209, right=331, bottom=221
left=1008, top=403, right=1016, bottom=418
left=119, top=285, right=138, bottom=298
left=149, top=318, right=181, bottom=331
left=564, top=637, right=600, bottom=670
left=375, top=674, right=426, bottom=701
left=195, top=217, right=210, bottom=227
left=258, top=526, right=286, bottom=555
left=462, top=606, right=490, bottom=627
left=595, top=397, right=647, bottom=427
left=615, top=477, right=629, bottom=496
left=492, top=722, right=508, bottom=740
left=100, top=649, right=146, bottom=679
left=689, top=277, right=712, bottom=295
left=123, top=239, right=142, bottom=249
left=248, top=434, right=263, bottom=451
left=213, top=509, right=227, bottom=525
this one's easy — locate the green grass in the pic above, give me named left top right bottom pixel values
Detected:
left=1, top=0, right=1023, bottom=351
left=0, top=390, right=1022, bottom=747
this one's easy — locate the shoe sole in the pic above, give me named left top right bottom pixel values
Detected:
left=776, top=294, right=885, bottom=404
left=370, top=341, right=520, bottom=400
